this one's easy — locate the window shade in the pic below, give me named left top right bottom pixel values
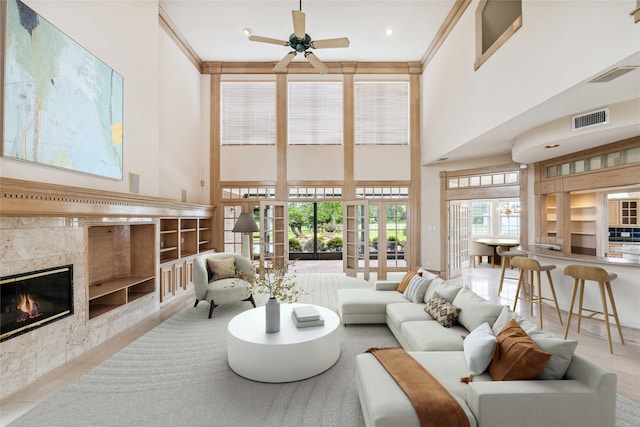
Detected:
left=288, top=82, right=343, bottom=145
left=221, top=82, right=276, bottom=145
left=355, top=82, right=409, bottom=145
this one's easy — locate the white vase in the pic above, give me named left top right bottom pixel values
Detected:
left=265, top=297, right=280, bottom=333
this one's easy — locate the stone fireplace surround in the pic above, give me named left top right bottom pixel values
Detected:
left=0, top=178, right=213, bottom=399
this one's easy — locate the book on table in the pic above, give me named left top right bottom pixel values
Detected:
left=291, top=312, right=324, bottom=328
left=292, top=305, right=320, bottom=322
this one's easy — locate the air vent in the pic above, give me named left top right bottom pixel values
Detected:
left=589, top=66, right=638, bottom=83
left=572, top=108, right=609, bottom=131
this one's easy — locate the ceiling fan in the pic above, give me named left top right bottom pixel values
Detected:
left=248, top=1, right=350, bottom=74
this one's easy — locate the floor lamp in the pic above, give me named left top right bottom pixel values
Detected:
left=232, top=213, right=259, bottom=259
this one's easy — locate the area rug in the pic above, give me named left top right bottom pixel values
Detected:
left=10, top=273, right=640, bottom=426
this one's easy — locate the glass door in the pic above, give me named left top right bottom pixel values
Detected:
left=259, top=201, right=288, bottom=269
left=343, top=201, right=369, bottom=280
left=448, top=200, right=470, bottom=278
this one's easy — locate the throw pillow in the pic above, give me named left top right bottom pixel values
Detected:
left=488, top=319, right=551, bottom=381
left=529, top=332, right=579, bottom=380
left=206, top=257, right=237, bottom=280
left=423, top=278, right=462, bottom=303
left=424, top=292, right=461, bottom=328
left=397, top=271, right=417, bottom=293
left=452, top=287, right=504, bottom=333
left=463, top=322, right=498, bottom=375
left=403, top=275, right=429, bottom=303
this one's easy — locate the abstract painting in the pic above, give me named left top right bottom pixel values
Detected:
left=2, top=0, right=124, bottom=179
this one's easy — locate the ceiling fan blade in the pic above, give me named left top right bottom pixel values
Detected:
left=292, top=10, right=306, bottom=39
left=304, top=51, right=328, bottom=75
left=248, top=35, right=289, bottom=46
left=273, top=51, right=297, bottom=73
left=310, top=37, right=350, bottom=49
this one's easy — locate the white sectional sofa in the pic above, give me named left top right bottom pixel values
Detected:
left=337, top=272, right=617, bottom=427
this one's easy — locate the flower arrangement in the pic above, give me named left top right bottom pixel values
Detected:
left=238, top=259, right=303, bottom=303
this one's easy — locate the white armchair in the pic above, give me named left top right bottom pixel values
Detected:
left=193, top=253, right=256, bottom=318
left=469, top=240, right=495, bottom=267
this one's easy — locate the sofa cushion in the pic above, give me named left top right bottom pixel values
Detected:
left=401, top=321, right=467, bottom=351
left=338, top=288, right=408, bottom=315
left=386, top=302, right=430, bottom=332
left=463, top=322, right=498, bottom=375
left=403, top=275, right=429, bottom=303
left=425, top=292, right=461, bottom=327
left=529, top=331, right=579, bottom=380
left=452, top=287, right=504, bottom=332
left=491, top=307, right=578, bottom=380
left=423, top=278, right=462, bottom=303
left=489, top=319, right=551, bottom=381
left=397, top=271, right=417, bottom=293
left=207, top=257, right=237, bottom=280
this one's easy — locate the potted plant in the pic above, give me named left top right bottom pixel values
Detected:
left=238, top=259, right=303, bottom=333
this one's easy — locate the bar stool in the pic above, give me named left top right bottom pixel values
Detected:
left=511, top=256, right=563, bottom=329
left=496, top=246, right=525, bottom=295
left=563, top=265, right=624, bottom=354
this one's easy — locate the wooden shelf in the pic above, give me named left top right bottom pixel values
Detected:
left=87, top=223, right=156, bottom=320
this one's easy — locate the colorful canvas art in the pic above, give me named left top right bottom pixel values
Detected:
left=2, top=0, right=124, bottom=179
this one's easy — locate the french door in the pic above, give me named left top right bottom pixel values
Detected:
left=343, top=201, right=369, bottom=280
left=259, top=201, right=288, bottom=269
left=447, top=200, right=471, bottom=278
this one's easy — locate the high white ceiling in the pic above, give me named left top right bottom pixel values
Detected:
left=160, top=0, right=456, bottom=63
left=160, top=1, right=640, bottom=164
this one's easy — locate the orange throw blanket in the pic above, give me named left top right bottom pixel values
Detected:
left=365, top=347, right=469, bottom=427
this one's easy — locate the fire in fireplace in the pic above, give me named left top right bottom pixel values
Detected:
left=1, top=265, right=74, bottom=341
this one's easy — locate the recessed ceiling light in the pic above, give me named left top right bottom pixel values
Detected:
left=242, top=28, right=252, bottom=37
left=545, top=144, right=560, bottom=148
left=385, top=27, right=394, bottom=36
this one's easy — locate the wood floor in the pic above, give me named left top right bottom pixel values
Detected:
left=1, top=261, right=638, bottom=425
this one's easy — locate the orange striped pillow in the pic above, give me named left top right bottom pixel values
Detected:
left=397, top=271, right=417, bottom=293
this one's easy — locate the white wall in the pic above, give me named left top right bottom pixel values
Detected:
left=158, top=28, right=208, bottom=203
left=1, top=1, right=162, bottom=197
left=421, top=0, right=640, bottom=164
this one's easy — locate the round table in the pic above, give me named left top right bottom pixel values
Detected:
left=473, top=238, right=520, bottom=266
left=227, top=303, right=341, bottom=383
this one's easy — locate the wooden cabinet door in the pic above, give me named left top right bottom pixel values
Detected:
left=184, top=257, right=195, bottom=290
left=174, top=261, right=186, bottom=293
left=160, top=264, right=174, bottom=302
left=608, top=201, right=619, bottom=227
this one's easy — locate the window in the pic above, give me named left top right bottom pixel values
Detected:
left=471, top=202, right=491, bottom=235
left=220, top=82, right=276, bottom=145
left=475, top=0, right=522, bottom=69
left=498, top=200, right=520, bottom=236
left=355, top=82, right=409, bottom=145
left=288, top=82, right=343, bottom=145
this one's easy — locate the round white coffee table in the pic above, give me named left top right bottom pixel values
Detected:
left=227, top=303, right=341, bottom=383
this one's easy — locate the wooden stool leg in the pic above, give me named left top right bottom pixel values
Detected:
left=512, top=269, right=525, bottom=312
left=498, top=257, right=507, bottom=295
left=546, top=271, right=563, bottom=326
left=536, top=270, right=543, bottom=329
left=529, top=270, right=534, bottom=316
left=598, top=281, right=614, bottom=354
left=564, top=278, right=579, bottom=339
left=605, top=281, right=625, bottom=345
left=577, top=279, right=586, bottom=333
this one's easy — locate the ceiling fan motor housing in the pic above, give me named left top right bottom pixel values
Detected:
left=289, top=33, right=312, bottom=52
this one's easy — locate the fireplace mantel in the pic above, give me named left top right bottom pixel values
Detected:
left=0, top=178, right=214, bottom=218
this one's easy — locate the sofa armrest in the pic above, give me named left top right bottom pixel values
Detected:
left=374, top=280, right=400, bottom=291
left=467, top=379, right=616, bottom=427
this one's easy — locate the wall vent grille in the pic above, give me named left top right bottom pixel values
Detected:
left=572, top=108, right=609, bottom=131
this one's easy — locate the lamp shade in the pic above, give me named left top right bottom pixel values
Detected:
left=232, top=212, right=259, bottom=233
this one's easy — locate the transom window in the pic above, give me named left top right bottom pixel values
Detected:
left=356, top=186, right=409, bottom=199
left=221, top=187, right=276, bottom=199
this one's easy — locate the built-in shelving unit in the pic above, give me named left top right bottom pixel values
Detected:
left=159, top=217, right=214, bottom=304
left=87, top=223, right=156, bottom=319
left=546, top=194, right=557, bottom=237
left=570, top=193, right=596, bottom=256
